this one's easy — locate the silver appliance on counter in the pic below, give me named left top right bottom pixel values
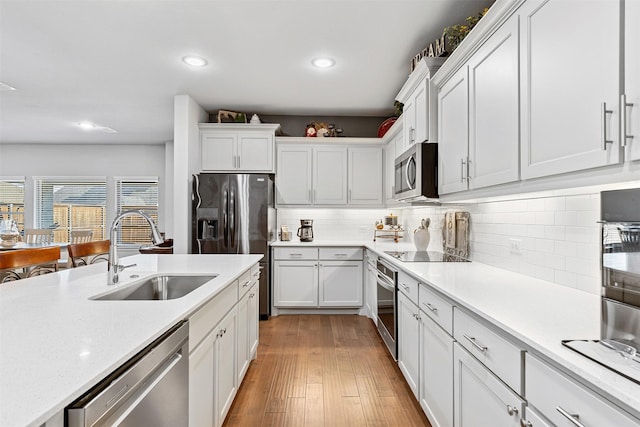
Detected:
left=394, top=143, right=438, bottom=202
left=563, top=188, right=640, bottom=385
left=193, top=173, right=276, bottom=319
left=66, top=321, right=189, bottom=426
left=376, top=258, right=398, bottom=359
left=297, top=219, right=314, bottom=242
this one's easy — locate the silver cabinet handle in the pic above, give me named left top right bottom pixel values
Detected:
left=348, top=189, right=352, bottom=202
left=314, top=189, right=317, bottom=203
left=242, top=280, right=251, bottom=288
left=237, top=155, right=241, bottom=169
left=466, top=158, right=471, bottom=181
left=334, top=253, right=348, bottom=257
left=400, top=284, right=410, bottom=291
left=601, top=102, right=614, bottom=150
left=519, top=419, right=532, bottom=427
left=556, top=406, right=585, bottom=427
left=506, top=405, right=519, bottom=416
left=463, top=334, right=488, bottom=352
left=461, top=158, right=467, bottom=182
left=422, top=302, right=437, bottom=312
left=621, top=94, right=634, bottom=147
left=308, top=189, right=311, bottom=202
left=290, top=253, right=302, bottom=257
left=410, top=127, right=415, bottom=143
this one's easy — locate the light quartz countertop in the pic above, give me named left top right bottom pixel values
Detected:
left=271, top=239, right=640, bottom=418
left=0, top=253, right=262, bottom=427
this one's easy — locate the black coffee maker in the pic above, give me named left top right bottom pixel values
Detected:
left=297, top=219, right=314, bottom=242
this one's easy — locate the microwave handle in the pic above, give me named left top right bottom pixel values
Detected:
left=406, top=156, right=416, bottom=190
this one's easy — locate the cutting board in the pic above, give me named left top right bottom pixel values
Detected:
left=443, top=211, right=470, bottom=258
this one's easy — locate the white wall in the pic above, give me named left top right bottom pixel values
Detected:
left=172, top=94, right=208, bottom=254
left=0, top=143, right=166, bottom=233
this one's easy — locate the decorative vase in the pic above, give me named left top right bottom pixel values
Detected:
left=377, top=117, right=398, bottom=138
left=413, top=218, right=431, bottom=251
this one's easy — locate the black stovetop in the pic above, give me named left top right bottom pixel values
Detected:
left=384, top=250, right=470, bottom=263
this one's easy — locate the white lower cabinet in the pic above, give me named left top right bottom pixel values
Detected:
left=364, top=250, right=378, bottom=323
left=526, top=354, right=639, bottom=427
left=273, top=247, right=363, bottom=308
left=188, top=264, right=259, bottom=427
left=397, top=291, right=420, bottom=398
left=419, top=313, right=454, bottom=427
left=454, top=343, right=524, bottom=427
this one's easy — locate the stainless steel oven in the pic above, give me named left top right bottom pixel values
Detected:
left=394, top=143, right=438, bottom=202
left=376, top=258, right=398, bottom=359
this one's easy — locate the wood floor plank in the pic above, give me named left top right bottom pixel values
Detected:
left=223, top=315, right=430, bottom=427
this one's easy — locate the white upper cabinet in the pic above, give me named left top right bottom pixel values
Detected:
left=276, top=145, right=312, bottom=205
left=438, top=66, right=469, bottom=195
left=468, top=15, right=520, bottom=189
left=348, top=146, right=383, bottom=205
left=314, top=146, right=348, bottom=204
left=200, top=124, right=279, bottom=173
left=396, top=58, right=445, bottom=153
left=275, top=139, right=383, bottom=207
left=383, top=119, right=403, bottom=206
left=519, top=0, right=621, bottom=179
left=624, top=0, right=640, bottom=161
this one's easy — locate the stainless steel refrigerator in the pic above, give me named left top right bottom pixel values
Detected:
left=192, top=173, right=276, bottom=319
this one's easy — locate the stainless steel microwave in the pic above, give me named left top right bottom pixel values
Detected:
left=394, top=143, right=438, bottom=202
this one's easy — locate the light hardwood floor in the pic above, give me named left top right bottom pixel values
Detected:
left=223, top=314, right=431, bottom=427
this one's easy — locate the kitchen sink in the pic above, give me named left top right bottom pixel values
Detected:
left=92, top=274, right=218, bottom=301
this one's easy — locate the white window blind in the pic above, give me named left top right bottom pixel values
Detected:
left=34, top=178, right=106, bottom=243
left=115, top=178, right=159, bottom=245
left=0, top=179, right=25, bottom=233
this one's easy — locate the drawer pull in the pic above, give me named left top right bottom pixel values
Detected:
left=289, top=253, right=303, bottom=257
left=422, top=302, right=438, bottom=312
left=506, top=405, right=518, bottom=416
left=519, top=420, right=532, bottom=427
left=242, top=280, right=251, bottom=288
left=334, top=253, right=348, bottom=256
left=463, top=334, right=488, bottom=352
left=556, top=407, right=585, bottom=427
left=400, top=284, right=410, bottom=291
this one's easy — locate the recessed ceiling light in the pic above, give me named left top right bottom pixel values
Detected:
left=182, top=56, right=208, bottom=67
left=311, top=57, right=336, bottom=68
left=0, top=81, right=16, bottom=91
left=76, top=121, right=118, bottom=133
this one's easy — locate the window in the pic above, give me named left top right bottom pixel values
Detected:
left=0, top=179, right=25, bottom=233
left=34, top=178, right=106, bottom=242
left=115, top=178, right=159, bottom=245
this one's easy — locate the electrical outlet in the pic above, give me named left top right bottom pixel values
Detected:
left=509, top=238, right=522, bottom=255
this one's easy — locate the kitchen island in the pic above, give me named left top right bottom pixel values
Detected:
left=0, top=253, right=262, bottom=427
left=271, top=240, right=640, bottom=422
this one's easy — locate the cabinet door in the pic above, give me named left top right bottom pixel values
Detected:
left=521, top=406, right=552, bottom=427
left=348, top=147, right=383, bottom=205
left=318, top=260, right=363, bottom=307
left=520, top=0, right=621, bottom=179
left=248, top=284, right=259, bottom=358
left=468, top=16, right=519, bottom=189
left=414, top=78, right=429, bottom=144
left=438, top=66, right=469, bottom=194
left=215, top=308, right=238, bottom=427
left=237, top=290, right=250, bottom=383
left=273, top=260, right=318, bottom=307
left=625, top=0, right=640, bottom=161
left=384, top=141, right=396, bottom=205
left=453, top=343, right=524, bottom=427
left=276, top=145, right=312, bottom=205
left=365, top=257, right=378, bottom=323
left=314, top=146, right=348, bottom=204
left=189, top=332, right=215, bottom=427
left=420, top=314, right=454, bottom=427
left=403, top=96, right=416, bottom=152
left=238, top=134, right=273, bottom=171
left=397, top=292, right=420, bottom=399
left=201, top=133, right=237, bottom=171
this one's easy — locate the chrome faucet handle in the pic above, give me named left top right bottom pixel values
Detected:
left=118, top=263, right=137, bottom=272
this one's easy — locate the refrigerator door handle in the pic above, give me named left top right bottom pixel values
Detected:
left=223, top=188, right=229, bottom=249
left=192, top=174, right=201, bottom=209
left=229, top=189, right=236, bottom=251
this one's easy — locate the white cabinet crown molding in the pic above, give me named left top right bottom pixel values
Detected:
left=199, top=123, right=281, bottom=133
left=276, top=136, right=383, bottom=145
left=396, top=57, right=446, bottom=103
left=431, top=0, right=526, bottom=87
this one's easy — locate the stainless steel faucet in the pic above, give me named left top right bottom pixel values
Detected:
left=109, top=210, right=164, bottom=285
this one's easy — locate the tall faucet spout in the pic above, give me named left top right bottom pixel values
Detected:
left=108, top=210, right=163, bottom=285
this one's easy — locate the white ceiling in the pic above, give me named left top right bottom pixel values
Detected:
left=0, top=0, right=493, bottom=145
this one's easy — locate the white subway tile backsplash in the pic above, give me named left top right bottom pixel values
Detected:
left=554, top=241, right=577, bottom=257
left=544, top=197, right=566, bottom=211
left=565, top=195, right=592, bottom=211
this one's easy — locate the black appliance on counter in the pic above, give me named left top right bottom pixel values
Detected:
left=563, top=188, right=640, bottom=385
left=192, top=174, right=276, bottom=319
left=394, top=143, right=438, bottom=202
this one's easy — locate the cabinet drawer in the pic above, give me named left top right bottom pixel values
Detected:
left=238, top=269, right=253, bottom=298
left=526, top=354, right=639, bottom=427
left=273, top=247, right=318, bottom=260
left=189, top=280, right=239, bottom=353
left=419, top=284, right=454, bottom=335
left=453, top=308, right=523, bottom=393
left=398, top=271, right=419, bottom=305
left=319, top=247, right=362, bottom=260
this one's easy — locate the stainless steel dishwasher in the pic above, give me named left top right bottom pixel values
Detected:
left=66, top=321, right=189, bottom=427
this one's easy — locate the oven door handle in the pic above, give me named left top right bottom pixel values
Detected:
left=376, top=273, right=395, bottom=291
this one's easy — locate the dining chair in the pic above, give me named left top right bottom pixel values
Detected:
left=23, top=228, right=55, bottom=244
left=67, top=239, right=110, bottom=268
left=0, top=246, right=61, bottom=283
left=70, top=229, right=93, bottom=243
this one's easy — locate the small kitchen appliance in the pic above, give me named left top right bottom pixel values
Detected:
left=297, top=219, right=314, bottom=242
